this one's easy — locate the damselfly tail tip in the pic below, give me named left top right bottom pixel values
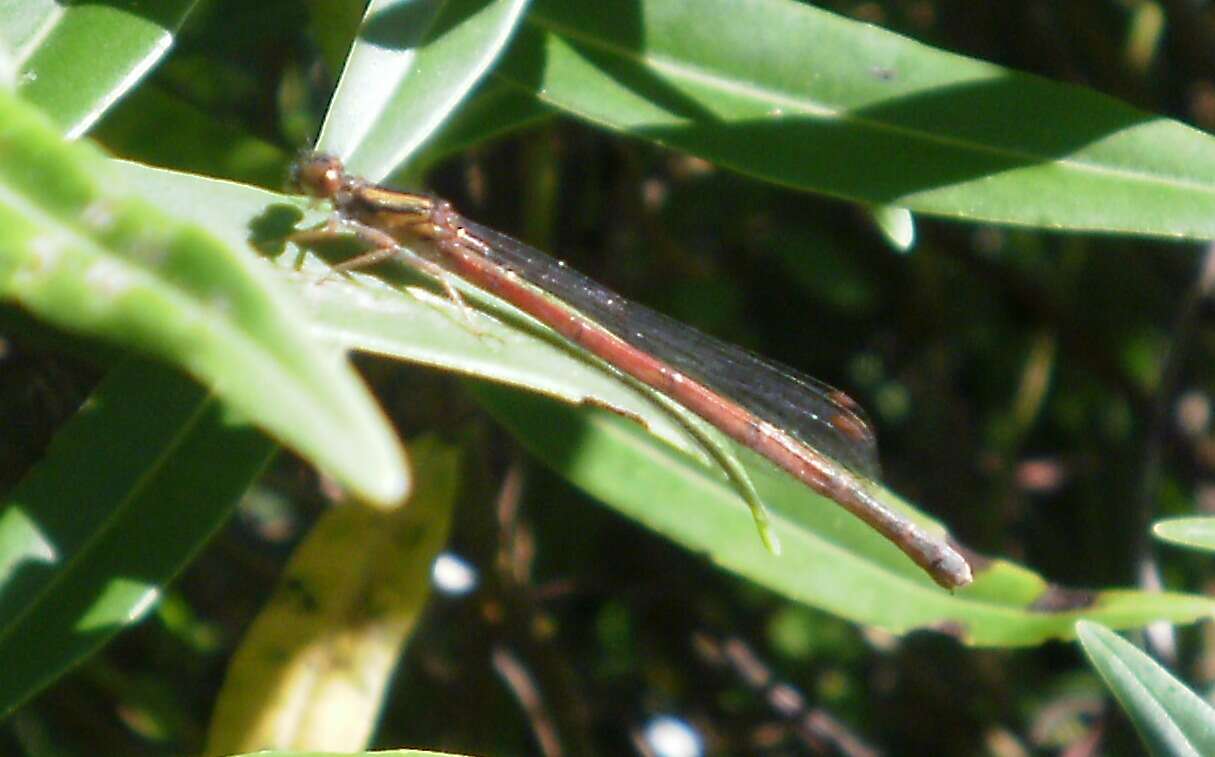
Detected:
left=932, top=550, right=973, bottom=590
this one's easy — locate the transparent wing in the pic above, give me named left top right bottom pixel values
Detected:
left=457, top=217, right=880, bottom=478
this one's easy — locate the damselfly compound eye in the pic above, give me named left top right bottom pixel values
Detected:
left=291, top=152, right=346, bottom=199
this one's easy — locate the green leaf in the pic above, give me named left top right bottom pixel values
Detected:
left=7, top=0, right=196, bottom=137
left=1153, top=517, right=1215, bottom=553
left=1077, top=621, right=1215, bottom=756
left=0, top=359, right=276, bottom=717
left=116, top=158, right=1215, bottom=647
left=642, top=386, right=780, bottom=555
left=487, top=0, right=1215, bottom=238
left=93, top=84, right=289, bottom=190
left=0, top=91, right=407, bottom=505
left=477, top=383, right=1215, bottom=646
left=317, top=0, right=532, bottom=180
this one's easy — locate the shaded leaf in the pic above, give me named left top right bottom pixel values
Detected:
left=0, top=359, right=275, bottom=717
left=408, top=78, right=553, bottom=171
left=94, top=84, right=289, bottom=190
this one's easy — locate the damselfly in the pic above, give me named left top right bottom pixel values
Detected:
left=290, top=153, right=972, bottom=589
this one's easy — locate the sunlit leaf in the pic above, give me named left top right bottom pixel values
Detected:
left=1077, top=621, right=1215, bottom=756
left=1153, top=517, right=1215, bottom=553
left=0, top=91, right=407, bottom=505
left=317, top=0, right=532, bottom=180
left=8, top=0, right=196, bottom=137
left=488, top=0, right=1215, bottom=238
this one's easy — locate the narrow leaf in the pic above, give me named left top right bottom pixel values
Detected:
left=10, top=0, right=196, bottom=137
left=476, top=382, right=1215, bottom=646
left=0, top=92, right=407, bottom=505
left=1153, top=517, right=1215, bottom=553
left=0, top=359, right=275, bottom=717
left=487, top=0, right=1215, bottom=238
left=1077, top=621, right=1215, bottom=756
left=318, top=0, right=532, bottom=180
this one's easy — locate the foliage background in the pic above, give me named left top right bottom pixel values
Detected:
left=5, top=0, right=1215, bottom=754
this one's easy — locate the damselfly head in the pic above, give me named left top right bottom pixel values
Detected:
left=290, top=152, right=346, bottom=200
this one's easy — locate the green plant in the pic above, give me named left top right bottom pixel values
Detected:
left=4, top=1, right=1215, bottom=754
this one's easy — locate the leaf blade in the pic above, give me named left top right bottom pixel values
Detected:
left=1, top=92, right=407, bottom=505
left=1153, top=517, right=1215, bottom=552
left=13, top=0, right=197, bottom=137
left=0, top=359, right=275, bottom=717
left=1077, top=621, right=1215, bottom=756
left=487, top=0, right=1215, bottom=238
left=318, top=0, right=532, bottom=180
